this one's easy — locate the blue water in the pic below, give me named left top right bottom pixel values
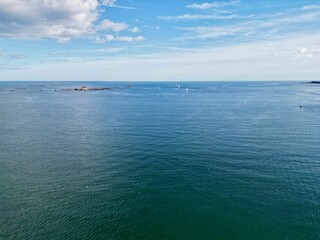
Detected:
left=0, top=81, right=319, bottom=239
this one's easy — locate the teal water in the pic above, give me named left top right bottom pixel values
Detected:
left=0, top=82, right=319, bottom=239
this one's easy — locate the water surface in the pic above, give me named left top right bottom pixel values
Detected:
left=0, top=82, right=319, bottom=239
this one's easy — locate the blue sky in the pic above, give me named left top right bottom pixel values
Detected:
left=0, top=0, right=319, bottom=81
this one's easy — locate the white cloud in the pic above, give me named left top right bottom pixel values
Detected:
left=0, top=0, right=99, bottom=42
left=160, top=0, right=246, bottom=21
left=102, top=0, right=117, bottom=7
left=297, top=47, right=320, bottom=58
left=0, top=0, right=142, bottom=42
left=159, top=14, right=239, bottom=20
left=101, top=0, right=138, bottom=10
left=96, top=35, right=145, bottom=43
left=143, top=25, right=160, bottom=30
left=302, top=5, right=320, bottom=10
left=300, top=48, right=308, bottom=54
left=186, top=0, right=240, bottom=10
left=130, top=27, right=140, bottom=33
left=115, top=36, right=145, bottom=42
left=99, top=19, right=128, bottom=32
left=175, top=10, right=320, bottom=41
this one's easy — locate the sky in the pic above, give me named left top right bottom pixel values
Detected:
left=0, top=0, right=319, bottom=81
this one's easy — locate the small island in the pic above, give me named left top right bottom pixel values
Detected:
left=308, top=81, right=320, bottom=84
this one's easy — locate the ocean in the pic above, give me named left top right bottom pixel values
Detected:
left=0, top=81, right=319, bottom=239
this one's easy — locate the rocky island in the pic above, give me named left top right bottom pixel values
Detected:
left=63, top=86, right=112, bottom=91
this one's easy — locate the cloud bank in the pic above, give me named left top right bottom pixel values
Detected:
left=186, top=0, right=240, bottom=10
left=0, top=0, right=100, bottom=42
left=1, top=34, right=319, bottom=81
left=0, top=0, right=143, bottom=43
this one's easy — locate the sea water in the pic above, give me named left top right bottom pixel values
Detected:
left=0, top=82, right=319, bottom=239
